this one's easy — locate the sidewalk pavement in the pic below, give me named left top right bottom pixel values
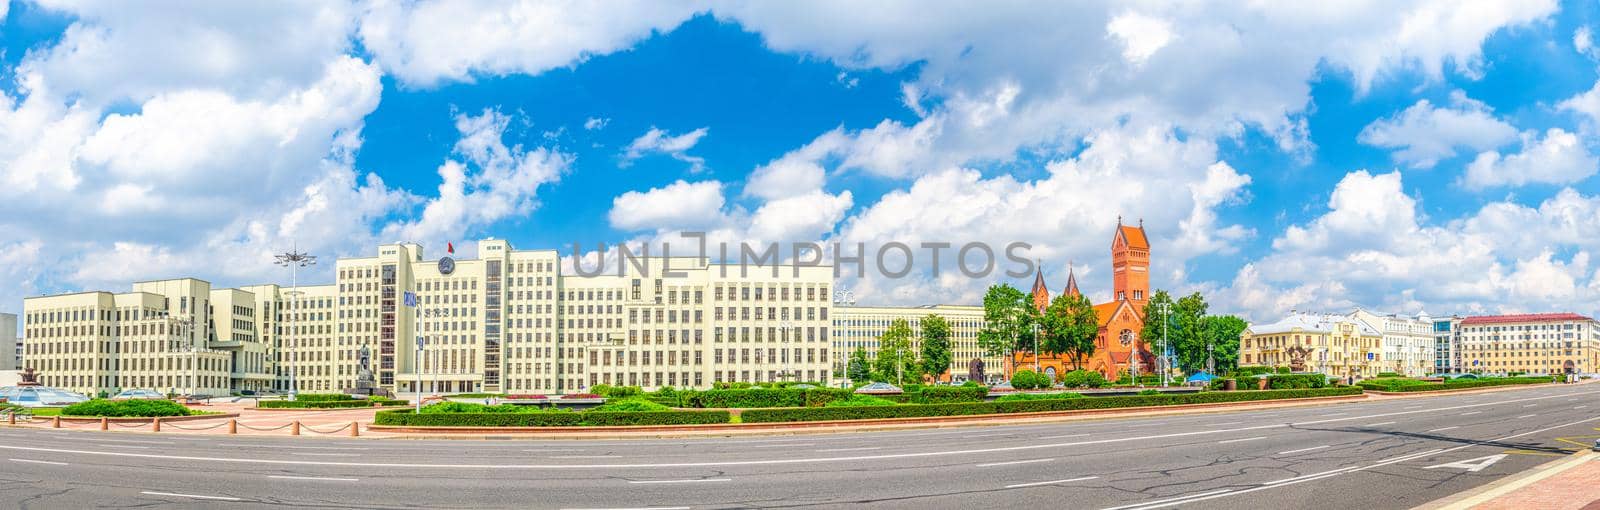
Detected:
left=1418, top=451, right=1600, bottom=510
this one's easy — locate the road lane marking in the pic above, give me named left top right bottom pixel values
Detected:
left=749, top=444, right=812, bottom=448
left=7, top=390, right=1594, bottom=472
left=1365, top=422, right=1396, bottom=427
left=1524, top=404, right=1539, bottom=407
left=290, top=453, right=360, bottom=457
left=105, top=445, right=149, bottom=449
left=11, top=458, right=67, bottom=466
left=522, top=449, right=587, bottom=453
left=1428, top=426, right=1460, bottom=432
left=976, top=458, right=1054, bottom=467
left=220, top=444, right=368, bottom=450
left=1101, top=489, right=1232, bottom=510
left=86, top=439, right=172, bottom=445
left=268, top=475, right=359, bottom=482
left=1039, top=433, right=1092, bottom=439
left=1005, top=476, right=1098, bottom=489
left=1277, top=445, right=1329, bottom=455
left=140, top=491, right=241, bottom=502
left=1517, top=414, right=1537, bottom=419
left=552, top=455, right=617, bottom=459
left=1218, top=436, right=1265, bottom=444
left=628, top=478, right=731, bottom=484
left=1460, top=411, right=1482, bottom=416
left=1101, top=416, right=1600, bottom=510
left=1577, top=406, right=1589, bottom=410
left=1318, top=413, right=1347, bottom=417
left=964, top=433, right=1011, bottom=438
left=815, top=447, right=881, bottom=452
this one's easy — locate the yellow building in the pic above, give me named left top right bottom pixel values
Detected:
left=1239, top=312, right=1384, bottom=380
left=1457, top=313, right=1598, bottom=376
left=830, top=305, right=998, bottom=384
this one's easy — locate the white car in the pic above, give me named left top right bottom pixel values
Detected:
left=112, top=389, right=168, bottom=400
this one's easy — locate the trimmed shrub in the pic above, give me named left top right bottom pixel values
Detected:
left=62, top=399, right=191, bottom=417
left=1010, top=370, right=1050, bottom=390
left=590, top=385, right=643, bottom=399
left=1266, top=374, right=1328, bottom=389
left=293, top=393, right=358, bottom=402
left=591, top=398, right=670, bottom=413
left=996, top=392, right=1083, bottom=402
left=1276, top=367, right=1292, bottom=374
left=1208, top=377, right=1236, bottom=390
left=1230, top=366, right=1274, bottom=378
left=257, top=399, right=374, bottom=409
left=1138, top=389, right=1161, bottom=396
left=374, top=409, right=730, bottom=427
left=1360, top=376, right=1555, bottom=393
left=685, top=388, right=853, bottom=408
left=825, top=395, right=898, bottom=407
left=1376, top=372, right=1403, bottom=378
left=911, top=386, right=988, bottom=404
left=1059, top=370, right=1110, bottom=389
left=742, top=387, right=1362, bottom=423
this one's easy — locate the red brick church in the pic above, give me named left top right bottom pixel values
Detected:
left=1011, top=218, right=1157, bottom=382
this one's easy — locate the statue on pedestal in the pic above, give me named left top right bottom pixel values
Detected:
left=342, top=344, right=391, bottom=398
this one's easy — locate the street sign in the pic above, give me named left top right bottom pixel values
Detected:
left=403, top=291, right=417, bottom=307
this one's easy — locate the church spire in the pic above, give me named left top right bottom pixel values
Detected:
left=1063, top=260, right=1081, bottom=298
left=1030, top=260, right=1050, bottom=312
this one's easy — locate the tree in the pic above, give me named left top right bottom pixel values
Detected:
left=873, top=318, right=917, bottom=385
left=1039, top=293, right=1100, bottom=370
left=1203, top=315, right=1248, bottom=373
left=919, top=314, right=953, bottom=379
left=978, top=284, right=1032, bottom=357
left=847, top=347, right=872, bottom=383
left=1171, top=292, right=1211, bottom=373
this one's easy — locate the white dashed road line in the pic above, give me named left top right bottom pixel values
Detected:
left=1218, top=437, right=1265, bottom=444
left=627, top=479, right=731, bottom=484
left=1005, top=476, right=1098, bottom=489
left=140, top=491, right=242, bottom=502
left=1427, top=426, right=1460, bottom=432
left=1277, top=445, right=1329, bottom=455
left=268, top=475, right=359, bottom=482
left=11, top=458, right=67, bottom=466
left=976, top=458, right=1054, bottom=467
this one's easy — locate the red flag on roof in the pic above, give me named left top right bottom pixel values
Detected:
left=447, top=242, right=454, bottom=254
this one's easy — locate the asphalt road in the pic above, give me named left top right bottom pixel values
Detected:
left=2, top=384, right=1597, bottom=509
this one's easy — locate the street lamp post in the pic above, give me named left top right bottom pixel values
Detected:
left=274, top=246, right=316, bottom=402
left=1206, top=342, right=1215, bottom=378
left=1157, top=302, right=1171, bottom=387
left=1032, top=322, right=1040, bottom=374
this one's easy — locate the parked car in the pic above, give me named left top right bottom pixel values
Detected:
left=112, top=389, right=168, bottom=400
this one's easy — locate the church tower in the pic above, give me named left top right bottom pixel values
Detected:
left=1112, top=217, right=1150, bottom=306
left=1029, top=262, right=1051, bottom=312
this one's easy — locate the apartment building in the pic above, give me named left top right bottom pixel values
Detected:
left=830, top=305, right=1000, bottom=384
left=1457, top=313, right=1598, bottom=375
left=1239, top=312, right=1384, bottom=380
left=1349, top=309, right=1436, bottom=377
left=1, top=313, right=16, bottom=371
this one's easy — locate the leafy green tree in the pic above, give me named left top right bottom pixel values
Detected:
left=873, top=318, right=917, bottom=385
left=1040, top=293, right=1100, bottom=370
left=978, top=284, right=1033, bottom=357
left=919, top=314, right=953, bottom=379
left=846, top=347, right=873, bottom=383
left=1203, top=315, right=1248, bottom=372
left=1172, top=292, right=1211, bottom=373
left=1139, top=290, right=1176, bottom=365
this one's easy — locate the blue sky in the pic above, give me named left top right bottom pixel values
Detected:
left=2, top=1, right=1600, bottom=325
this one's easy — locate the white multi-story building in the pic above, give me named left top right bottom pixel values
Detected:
left=1349, top=309, right=1436, bottom=377
left=830, top=305, right=999, bottom=384
left=1432, top=315, right=1463, bottom=374
left=20, top=239, right=835, bottom=395
left=1, top=313, right=16, bottom=371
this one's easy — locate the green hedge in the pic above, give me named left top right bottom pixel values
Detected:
left=1266, top=374, right=1329, bottom=389
left=742, top=387, right=1362, bottom=423
left=257, top=399, right=374, bottom=409
left=1360, top=376, right=1555, bottom=392
left=684, top=388, right=853, bottom=408
left=61, top=399, right=192, bottom=417
left=995, top=392, right=1083, bottom=402
left=1059, top=370, right=1110, bottom=389
left=1229, top=366, right=1275, bottom=378
left=911, top=386, right=988, bottom=404
left=373, top=409, right=730, bottom=427
left=1010, top=370, right=1051, bottom=389
left=291, top=393, right=360, bottom=402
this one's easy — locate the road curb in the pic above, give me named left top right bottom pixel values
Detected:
left=1412, top=450, right=1596, bottom=510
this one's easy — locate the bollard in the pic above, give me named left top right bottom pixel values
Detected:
left=152, top=417, right=161, bottom=433
left=290, top=421, right=300, bottom=436
left=52, top=416, right=60, bottom=428
left=228, top=419, right=237, bottom=435
left=10, top=411, right=17, bottom=425
left=350, top=421, right=359, bottom=437
left=100, top=417, right=108, bottom=431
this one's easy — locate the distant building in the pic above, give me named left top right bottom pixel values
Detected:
left=1349, top=309, right=1436, bottom=377
left=1432, top=316, right=1463, bottom=374
left=0, top=313, right=15, bottom=371
left=1015, top=218, right=1156, bottom=381
left=1239, top=312, right=1384, bottom=380
left=830, top=304, right=995, bottom=384
left=1458, top=313, right=1599, bottom=376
